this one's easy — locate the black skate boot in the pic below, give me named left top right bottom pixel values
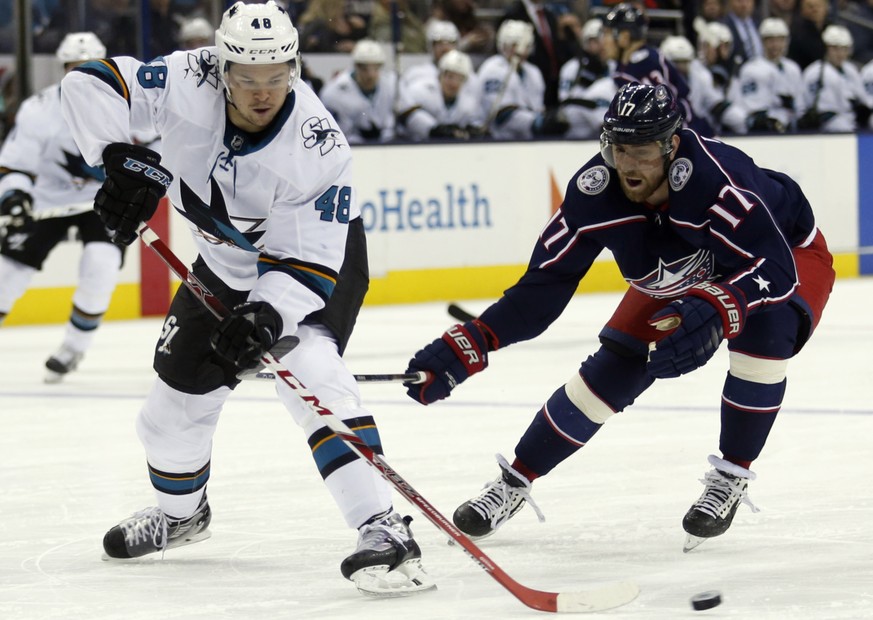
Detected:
left=452, top=454, right=544, bottom=540
left=44, top=346, right=84, bottom=384
left=341, top=511, right=435, bottom=597
left=102, top=495, right=212, bottom=559
left=683, top=455, right=758, bottom=552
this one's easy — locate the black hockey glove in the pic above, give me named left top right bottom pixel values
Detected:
left=429, top=124, right=470, bottom=140
left=0, top=189, right=34, bottom=234
left=210, top=301, right=283, bottom=370
left=852, top=99, right=873, bottom=128
left=532, top=109, right=570, bottom=137
left=96, top=143, right=172, bottom=245
left=747, top=111, right=786, bottom=134
left=405, top=320, right=491, bottom=405
left=647, top=282, right=747, bottom=379
left=359, top=122, right=383, bottom=141
left=796, top=110, right=836, bottom=131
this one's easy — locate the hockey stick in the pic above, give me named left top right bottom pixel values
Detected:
left=246, top=370, right=428, bottom=384
left=484, top=54, right=522, bottom=133
left=0, top=201, right=93, bottom=227
left=136, top=222, right=639, bottom=613
left=447, top=302, right=477, bottom=322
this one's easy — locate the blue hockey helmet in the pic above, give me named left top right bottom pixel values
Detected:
left=600, top=83, right=683, bottom=165
left=604, top=3, right=648, bottom=40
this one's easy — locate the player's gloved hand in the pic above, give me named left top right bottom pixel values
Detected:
left=646, top=282, right=747, bottom=379
left=747, top=111, right=785, bottom=133
left=466, top=124, right=491, bottom=139
left=96, top=142, right=172, bottom=245
left=0, top=189, right=34, bottom=233
left=405, top=320, right=491, bottom=405
left=532, top=109, right=570, bottom=136
left=359, top=122, right=383, bottom=141
left=429, top=123, right=470, bottom=140
left=210, top=301, right=283, bottom=370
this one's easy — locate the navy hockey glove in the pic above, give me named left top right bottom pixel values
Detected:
left=210, top=301, right=283, bottom=370
left=0, top=189, right=34, bottom=233
left=405, top=320, right=491, bottom=405
left=96, top=143, right=172, bottom=245
left=647, top=282, right=747, bottom=379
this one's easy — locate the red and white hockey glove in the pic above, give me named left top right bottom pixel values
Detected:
left=646, top=282, right=747, bottom=379
left=405, top=320, right=492, bottom=405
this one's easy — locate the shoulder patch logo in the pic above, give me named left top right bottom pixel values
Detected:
left=669, top=158, right=693, bottom=191
left=576, top=165, right=610, bottom=195
left=302, top=116, right=343, bottom=155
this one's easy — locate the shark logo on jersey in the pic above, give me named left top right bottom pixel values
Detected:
left=177, top=177, right=264, bottom=251
left=184, top=50, right=220, bottom=89
left=60, top=150, right=105, bottom=184
left=301, top=116, right=342, bottom=155
left=669, top=158, right=693, bottom=191
left=628, top=249, right=715, bottom=298
left=577, top=165, right=610, bottom=195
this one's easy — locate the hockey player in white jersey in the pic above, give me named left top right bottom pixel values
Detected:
left=799, top=25, right=869, bottom=132
left=402, top=19, right=460, bottom=89
left=396, top=50, right=484, bottom=141
left=0, top=32, right=122, bottom=383
left=478, top=20, right=569, bottom=140
left=60, top=1, right=433, bottom=597
left=557, top=18, right=615, bottom=139
left=733, top=18, right=804, bottom=132
left=319, top=39, right=397, bottom=144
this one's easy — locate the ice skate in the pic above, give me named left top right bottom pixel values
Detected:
left=683, top=455, right=758, bottom=552
left=340, top=511, right=435, bottom=597
left=452, top=454, right=544, bottom=540
left=102, top=495, right=212, bottom=559
left=44, top=346, right=84, bottom=383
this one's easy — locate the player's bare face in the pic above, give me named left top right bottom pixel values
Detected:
left=226, top=63, right=291, bottom=132
left=354, top=63, right=382, bottom=92
left=612, top=142, right=668, bottom=203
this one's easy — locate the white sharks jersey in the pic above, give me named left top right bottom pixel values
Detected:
left=319, top=70, right=397, bottom=144
left=60, top=48, right=357, bottom=337
left=396, top=74, right=483, bottom=140
left=801, top=59, right=866, bottom=132
left=735, top=56, right=805, bottom=127
left=0, top=84, right=103, bottom=213
left=477, top=54, right=545, bottom=140
left=557, top=59, right=615, bottom=140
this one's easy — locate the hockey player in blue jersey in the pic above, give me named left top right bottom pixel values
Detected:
left=404, top=83, right=834, bottom=552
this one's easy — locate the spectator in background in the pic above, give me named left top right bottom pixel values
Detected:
left=369, top=0, right=428, bottom=53
left=320, top=39, right=397, bottom=143
left=431, top=0, right=494, bottom=55
left=843, top=0, right=873, bottom=65
left=723, top=0, right=763, bottom=63
left=788, top=0, right=830, bottom=69
left=498, top=0, right=581, bottom=108
left=799, top=25, right=869, bottom=132
left=396, top=49, right=484, bottom=141
left=179, top=16, right=213, bottom=49
left=148, top=0, right=182, bottom=57
left=767, top=0, right=798, bottom=24
left=298, top=0, right=370, bottom=53
left=558, top=18, right=616, bottom=139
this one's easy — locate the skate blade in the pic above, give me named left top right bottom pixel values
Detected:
left=101, top=529, right=212, bottom=561
left=349, top=559, right=437, bottom=598
left=683, top=533, right=707, bottom=553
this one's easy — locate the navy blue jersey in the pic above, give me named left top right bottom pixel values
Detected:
left=480, top=129, right=818, bottom=348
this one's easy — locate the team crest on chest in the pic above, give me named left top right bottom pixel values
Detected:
left=577, top=165, right=610, bottom=195
left=669, top=158, right=693, bottom=191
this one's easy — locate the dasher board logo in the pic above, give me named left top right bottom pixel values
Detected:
left=577, top=165, right=609, bottom=195
left=669, top=158, right=693, bottom=191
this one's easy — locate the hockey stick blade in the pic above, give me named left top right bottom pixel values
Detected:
left=137, top=223, right=639, bottom=613
left=447, top=303, right=476, bottom=322
left=247, top=370, right=429, bottom=384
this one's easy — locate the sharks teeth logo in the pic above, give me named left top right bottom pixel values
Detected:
left=669, top=158, right=693, bottom=191
left=577, top=165, right=609, bottom=195
left=301, top=116, right=342, bottom=155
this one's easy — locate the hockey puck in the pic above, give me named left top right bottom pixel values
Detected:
left=690, top=591, right=722, bottom=611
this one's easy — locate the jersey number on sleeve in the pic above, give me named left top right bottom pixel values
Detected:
left=314, top=185, right=351, bottom=223
left=137, top=62, right=168, bottom=89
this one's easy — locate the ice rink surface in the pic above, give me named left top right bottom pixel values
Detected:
left=1, top=278, right=871, bottom=619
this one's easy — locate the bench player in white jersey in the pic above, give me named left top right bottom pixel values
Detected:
left=734, top=18, right=804, bottom=132
left=60, top=1, right=433, bottom=597
left=401, top=20, right=481, bottom=105
left=319, top=39, right=397, bottom=144
left=477, top=20, right=569, bottom=140
left=0, top=32, right=122, bottom=383
left=396, top=50, right=484, bottom=141
left=557, top=18, right=615, bottom=139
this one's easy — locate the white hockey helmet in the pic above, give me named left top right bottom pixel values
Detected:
left=180, top=17, right=214, bottom=44
left=758, top=17, right=789, bottom=39
left=698, top=21, right=733, bottom=48
left=660, top=35, right=695, bottom=62
left=581, top=18, right=603, bottom=42
left=351, top=39, right=386, bottom=65
left=216, top=1, right=301, bottom=90
left=438, top=49, right=473, bottom=78
left=56, top=32, right=106, bottom=64
left=822, top=24, right=853, bottom=48
left=426, top=19, right=460, bottom=44
left=497, top=20, right=534, bottom=57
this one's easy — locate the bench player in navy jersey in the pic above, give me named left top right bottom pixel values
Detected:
left=404, top=83, right=834, bottom=552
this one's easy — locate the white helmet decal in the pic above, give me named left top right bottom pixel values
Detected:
left=56, top=32, right=106, bottom=64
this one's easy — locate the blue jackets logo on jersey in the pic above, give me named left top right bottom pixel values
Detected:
left=669, top=158, right=693, bottom=191
left=576, top=165, right=610, bottom=195
left=629, top=249, right=715, bottom=298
